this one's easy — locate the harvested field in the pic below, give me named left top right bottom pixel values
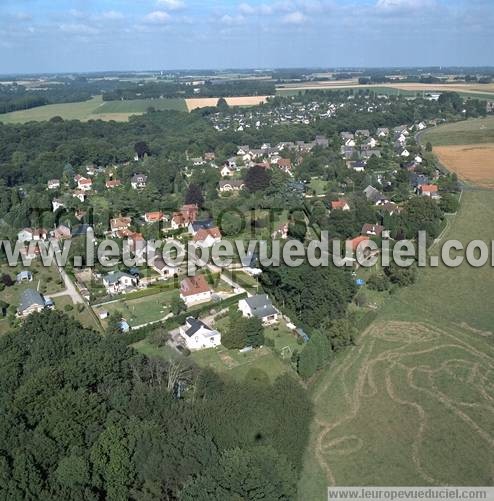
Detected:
left=185, top=95, right=271, bottom=111
left=434, top=144, right=494, bottom=188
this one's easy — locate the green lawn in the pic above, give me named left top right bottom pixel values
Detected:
left=298, top=190, right=494, bottom=498
left=190, top=345, right=294, bottom=382
left=422, top=116, right=494, bottom=146
left=53, top=295, right=100, bottom=331
left=94, top=288, right=180, bottom=328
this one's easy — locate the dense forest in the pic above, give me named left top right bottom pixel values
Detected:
left=0, top=311, right=312, bottom=500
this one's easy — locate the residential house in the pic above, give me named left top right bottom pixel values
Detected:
left=144, top=211, right=165, bottom=224
left=17, top=289, right=48, bottom=318
left=340, top=132, right=354, bottom=141
left=418, top=184, right=440, bottom=199
left=218, top=180, right=245, bottom=192
left=204, top=152, right=216, bottom=162
left=179, top=317, right=221, bottom=351
left=52, top=224, right=71, bottom=241
left=238, top=294, right=279, bottom=325
left=17, top=228, right=48, bottom=242
left=47, top=179, right=60, bottom=190
left=151, top=255, right=177, bottom=278
left=331, top=199, right=350, bottom=211
left=236, top=145, right=250, bottom=156
left=131, top=173, right=148, bottom=190
left=410, top=173, right=430, bottom=189
left=315, top=135, right=329, bottom=148
left=355, top=129, right=370, bottom=138
left=401, top=149, right=410, bottom=158
left=103, top=272, right=137, bottom=294
left=193, top=227, right=222, bottom=248
left=376, top=128, right=389, bottom=137
left=189, top=219, right=214, bottom=236
left=277, top=158, right=293, bottom=174
left=363, top=185, right=387, bottom=204
left=52, top=199, right=65, bottom=212
left=171, top=204, right=198, bottom=229
left=75, top=175, right=92, bottom=191
left=220, top=164, right=235, bottom=177
left=16, top=270, right=33, bottom=283
left=180, top=275, right=212, bottom=307
left=110, top=216, right=132, bottom=237
left=106, top=179, right=122, bottom=189
left=347, top=160, right=366, bottom=172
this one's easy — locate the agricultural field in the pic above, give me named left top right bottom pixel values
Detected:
left=421, top=116, right=494, bottom=188
left=434, top=144, right=494, bottom=188
left=0, top=95, right=187, bottom=123
left=299, top=189, right=494, bottom=498
left=185, top=95, right=271, bottom=111
left=94, top=97, right=187, bottom=114
left=276, top=81, right=494, bottom=100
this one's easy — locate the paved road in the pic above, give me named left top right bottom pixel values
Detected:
left=50, top=267, right=84, bottom=304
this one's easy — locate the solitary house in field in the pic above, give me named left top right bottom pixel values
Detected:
left=179, top=317, right=221, bottom=351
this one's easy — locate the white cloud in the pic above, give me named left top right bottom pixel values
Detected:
left=376, top=0, right=437, bottom=12
left=143, top=11, right=171, bottom=24
left=281, top=11, right=308, bottom=24
left=220, top=14, right=246, bottom=25
left=100, top=11, right=124, bottom=20
left=59, top=23, right=98, bottom=35
left=156, top=0, right=185, bottom=10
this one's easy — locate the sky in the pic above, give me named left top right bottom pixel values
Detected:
left=0, top=0, right=493, bottom=74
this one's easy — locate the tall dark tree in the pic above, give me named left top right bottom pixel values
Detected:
left=134, top=141, right=150, bottom=159
left=244, top=165, right=271, bottom=193
left=185, top=183, right=204, bottom=207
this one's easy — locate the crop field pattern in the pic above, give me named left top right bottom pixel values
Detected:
left=312, top=321, right=494, bottom=487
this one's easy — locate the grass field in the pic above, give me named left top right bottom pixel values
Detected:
left=422, top=116, right=494, bottom=146
left=0, top=95, right=187, bottom=123
left=299, top=114, right=494, bottom=496
left=299, top=189, right=494, bottom=498
left=94, top=97, right=187, bottom=114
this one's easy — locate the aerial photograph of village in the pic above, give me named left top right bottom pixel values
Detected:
left=0, top=0, right=493, bottom=500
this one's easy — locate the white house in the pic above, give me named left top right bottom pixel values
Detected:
left=75, top=175, right=92, bottom=191
left=17, top=228, right=48, bottom=242
left=103, top=272, right=137, bottom=294
left=401, top=149, right=410, bottom=158
left=193, top=227, right=222, bottom=248
left=151, top=255, right=177, bottom=278
left=180, top=275, right=212, bottom=307
left=179, top=317, right=221, bottom=351
left=52, top=199, right=65, bottom=212
left=131, top=173, right=148, bottom=190
left=47, top=179, right=60, bottom=190
left=220, top=164, right=235, bottom=177
left=238, top=294, right=279, bottom=326
left=72, top=190, right=86, bottom=202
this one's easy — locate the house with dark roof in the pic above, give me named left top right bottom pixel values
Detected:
left=103, top=272, right=137, bottom=294
left=131, top=173, right=148, bottom=190
left=238, top=294, right=279, bottom=325
left=178, top=316, right=221, bottom=351
left=17, top=289, right=48, bottom=317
